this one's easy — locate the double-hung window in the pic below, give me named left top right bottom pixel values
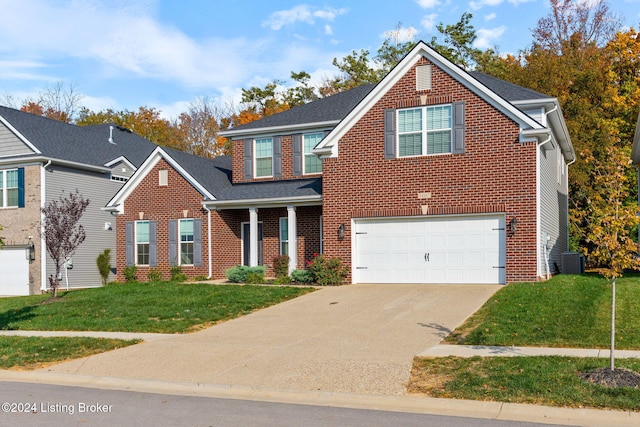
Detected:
left=179, top=219, right=194, bottom=265
left=303, top=133, right=323, bottom=174
left=279, top=217, right=289, bottom=255
left=136, top=221, right=150, bottom=265
left=255, top=138, right=273, bottom=177
left=398, top=105, right=452, bottom=156
left=0, top=169, right=19, bottom=208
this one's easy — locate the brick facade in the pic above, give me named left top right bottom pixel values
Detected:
left=115, top=158, right=323, bottom=281
left=0, top=165, right=42, bottom=293
left=321, top=58, right=538, bottom=283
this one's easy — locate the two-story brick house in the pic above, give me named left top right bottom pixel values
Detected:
left=106, top=41, right=574, bottom=284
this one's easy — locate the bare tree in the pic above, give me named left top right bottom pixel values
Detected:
left=37, top=81, right=84, bottom=123
left=41, top=191, right=90, bottom=297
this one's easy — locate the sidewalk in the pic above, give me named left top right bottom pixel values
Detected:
left=418, top=343, right=640, bottom=359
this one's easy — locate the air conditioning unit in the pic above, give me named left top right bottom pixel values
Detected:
left=561, top=252, right=584, bottom=274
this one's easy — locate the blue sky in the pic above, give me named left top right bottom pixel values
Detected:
left=1, top=0, right=639, bottom=119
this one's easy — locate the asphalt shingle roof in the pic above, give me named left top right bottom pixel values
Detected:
left=469, top=71, right=552, bottom=102
left=228, top=84, right=375, bottom=132
left=0, top=106, right=157, bottom=168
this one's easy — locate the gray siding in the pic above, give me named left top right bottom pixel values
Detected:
left=109, top=160, right=136, bottom=180
left=44, top=165, right=124, bottom=289
left=0, top=122, right=34, bottom=157
left=539, top=141, right=569, bottom=276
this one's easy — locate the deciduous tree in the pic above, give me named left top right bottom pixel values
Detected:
left=581, top=145, right=640, bottom=370
left=41, top=191, right=90, bottom=298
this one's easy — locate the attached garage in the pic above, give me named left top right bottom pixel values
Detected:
left=353, top=214, right=506, bottom=284
left=0, top=246, right=30, bottom=296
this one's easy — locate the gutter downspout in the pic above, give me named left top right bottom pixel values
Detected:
left=40, top=160, right=52, bottom=291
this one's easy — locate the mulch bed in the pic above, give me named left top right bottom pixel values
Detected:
left=580, top=368, right=640, bottom=388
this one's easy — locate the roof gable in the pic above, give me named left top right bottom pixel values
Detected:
left=314, top=41, right=546, bottom=156
left=105, top=147, right=233, bottom=213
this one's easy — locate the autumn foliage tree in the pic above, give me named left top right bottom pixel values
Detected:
left=41, top=191, right=90, bottom=298
left=581, top=145, right=640, bottom=371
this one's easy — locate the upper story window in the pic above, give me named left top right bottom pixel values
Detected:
left=179, top=219, right=194, bottom=265
left=255, top=138, right=273, bottom=177
left=398, top=105, right=452, bottom=156
left=303, top=133, right=323, bottom=174
left=0, top=169, right=19, bottom=208
left=135, top=220, right=150, bottom=265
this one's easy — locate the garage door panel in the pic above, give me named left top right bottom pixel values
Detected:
left=354, top=215, right=506, bottom=284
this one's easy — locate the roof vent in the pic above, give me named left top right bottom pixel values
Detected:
left=416, top=65, right=432, bottom=91
left=108, top=125, right=116, bottom=144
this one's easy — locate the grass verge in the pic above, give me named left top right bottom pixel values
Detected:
left=409, top=356, right=640, bottom=411
left=0, top=336, right=138, bottom=370
left=445, top=274, right=640, bottom=349
left=0, top=282, right=314, bottom=333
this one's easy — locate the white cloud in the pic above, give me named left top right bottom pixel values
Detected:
left=415, top=0, right=441, bottom=8
left=469, top=0, right=504, bottom=10
left=325, top=24, right=333, bottom=35
left=262, top=5, right=347, bottom=30
left=421, top=13, right=439, bottom=32
left=474, top=26, right=507, bottom=48
left=485, top=13, right=497, bottom=21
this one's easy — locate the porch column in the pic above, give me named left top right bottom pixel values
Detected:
left=249, top=207, right=258, bottom=267
left=287, top=206, right=297, bottom=274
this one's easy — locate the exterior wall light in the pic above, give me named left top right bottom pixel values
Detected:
left=27, top=241, right=36, bottom=262
left=337, top=223, right=346, bottom=240
left=509, top=217, right=517, bottom=235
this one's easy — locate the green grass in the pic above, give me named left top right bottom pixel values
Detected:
left=0, top=336, right=138, bottom=370
left=446, top=274, right=640, bottom=349
left=0, top=281, right=315, bottom=333
left=409, top=356, right=640, bottom=411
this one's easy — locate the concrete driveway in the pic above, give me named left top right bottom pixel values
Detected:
left=41, top=284, right=500, bottom=395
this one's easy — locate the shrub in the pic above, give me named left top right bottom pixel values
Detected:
left=273, top=255, right=289, bottom=278
left=273, top=275, right=292, bottom=285
left=291, top=269, right=312, bottom=283
left=307, top=254, right=348, bottom=286
left=123, top=265, right=138, bottom=283
left=96, top=249, right=111, bottom=286
left=193, top=275, right=209, bottom=281
left=245, top=271, right=265, bottom=284
left=225, top=265, right=265, bottom=283
left=170, top=266, right=187, bottom=282
left=147, top=269, right=163, bottom=282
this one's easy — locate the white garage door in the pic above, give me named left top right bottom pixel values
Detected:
left=353, top=215, right=505, bottom=284
left=0, top=247, right=30, bottom=295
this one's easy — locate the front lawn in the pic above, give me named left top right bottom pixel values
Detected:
left=446, top=274, right=640, bottom=349
left=411, top=274, right=640, bottom=411
left=409, top=356, right=640, bottom=411
left=0, top=336, right=138, bottom=370
left=0, top=282, right=314, bottom=333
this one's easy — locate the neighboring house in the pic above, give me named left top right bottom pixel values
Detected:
left=0, top=106, right=157, bottom=295
left=106, top=41, right=575, bottom=285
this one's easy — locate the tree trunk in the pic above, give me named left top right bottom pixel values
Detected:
left=610, top=276, right=616, bottom=371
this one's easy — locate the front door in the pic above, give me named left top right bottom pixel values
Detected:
left=242, top=222, right=263, bottom=266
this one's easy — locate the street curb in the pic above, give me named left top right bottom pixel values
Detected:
left=0, top=370, right=638, bottom=427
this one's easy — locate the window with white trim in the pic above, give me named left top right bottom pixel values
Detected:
left=255, top=138, right=273, bottom=177
left=179, top=219, right=194, bottom=265
left=279, top=217, right=288, bottom=255
left=0, top=169, right=19, bottom=208
left=303, top=133, right=323, bottom=174
left=319, top=215, right=323, bottom=254
left=136, top=221, right=150, bottom=265
left=398, top=105, right=452, bottom=156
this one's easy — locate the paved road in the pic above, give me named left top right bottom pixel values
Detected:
left=0, top=381, right=567, bottom=427
left=40, top=284, right=501, bottom=395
